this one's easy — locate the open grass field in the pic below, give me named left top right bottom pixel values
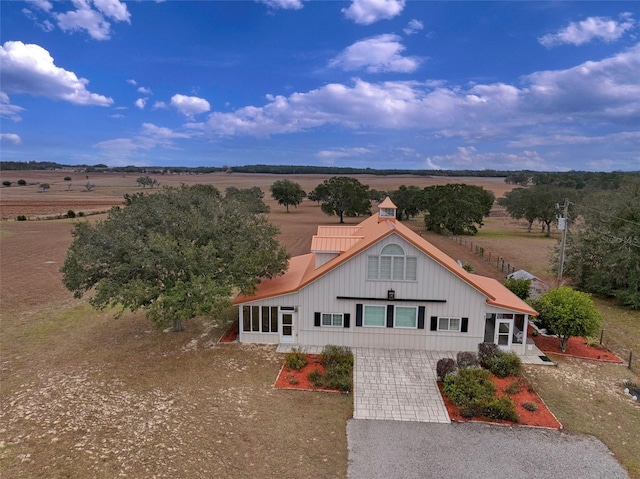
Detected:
left=1, top=171, right=638, bottom=478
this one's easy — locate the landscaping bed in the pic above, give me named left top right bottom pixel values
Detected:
left=275, top=346, right=353, bottom=393
left=439, top=375, right=561, bottom=429
left=437, top=345, right=561, bottom=429
left=529, top=326, right=622, bottom=363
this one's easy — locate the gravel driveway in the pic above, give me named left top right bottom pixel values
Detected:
left=347, top=420, right=629, bottom=479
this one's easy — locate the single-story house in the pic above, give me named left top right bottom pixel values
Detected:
left=506, top=269, right=549, bottom=299
left=234, top=198, right=537, bottom=355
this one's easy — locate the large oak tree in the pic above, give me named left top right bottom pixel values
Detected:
left=270, top=179, right=306, bottom=212
left=61, top=185, right=289, bottom=331
left=423, top=184, right=494, bottom=235
left=315, top=176, right=371, bottom=223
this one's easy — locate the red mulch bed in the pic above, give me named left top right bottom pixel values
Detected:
left=218, top=319, right=239, bottom=343
left=528, top=325, right=622, bottom=363
left=439, top=375, right=562, bottom=429
left=274, top=354, right=340, bottom=393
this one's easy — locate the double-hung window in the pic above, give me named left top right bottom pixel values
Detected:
left=368, top=244, right=417, bottom=281
left=438, top=317, right=461, bottom=332
left=321, top=313, right=344, bottom=327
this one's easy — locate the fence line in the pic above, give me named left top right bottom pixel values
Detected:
left=599, top=329, right=638, bottom=372
left=451, top=235, right=517, bottom=276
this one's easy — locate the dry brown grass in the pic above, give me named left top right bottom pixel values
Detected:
left=1, top=171, right=638, bottom=478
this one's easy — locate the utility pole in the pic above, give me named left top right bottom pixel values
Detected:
left=558, top=198, right=569, bottom=281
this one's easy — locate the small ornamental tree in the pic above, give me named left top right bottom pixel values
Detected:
left=61, top=185, right=289, bottom=332
left=533, top=287, right=602, bottom=352
left=270, top=179, right=306, bottom=212
left=503, top=278, right=531, bottom=300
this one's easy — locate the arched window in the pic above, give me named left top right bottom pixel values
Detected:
left=367, top=243, right=417, bottom=281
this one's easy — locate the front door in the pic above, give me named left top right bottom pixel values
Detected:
left=279, top=310, right=295, bottom=343
left=495, top=318, right=513, bottom=351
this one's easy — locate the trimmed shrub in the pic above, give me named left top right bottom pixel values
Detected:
left=484, top=396, right=519, bottom=422
left=320, top=345, right=353, bottom=369
left=443, top=368, right=495, bottom=406
left=436, top=358, right=457, bottom=381
left=456, top=351, right=479, bottom=369
left=487, top=352, right=522, bottom=378
left=478, top=342, right=501, bottom=369
left=307, top=368, right=323, bottom=387
left=284, top=348, right=307, bottom=370
left=503, top=379, right=521, bottom=395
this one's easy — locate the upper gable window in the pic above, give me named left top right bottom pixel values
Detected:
left=367, top=243, right=417, bottom=281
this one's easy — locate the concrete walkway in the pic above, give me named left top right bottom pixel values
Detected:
left=353, top=348, right=452, bottom=423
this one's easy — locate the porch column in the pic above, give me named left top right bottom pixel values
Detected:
left=238, top=305, right=243, bottom=343
left=521, top=314, right=529, bottom=355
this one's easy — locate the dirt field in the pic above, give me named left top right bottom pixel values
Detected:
left=1, top=171, right=638, bottom=478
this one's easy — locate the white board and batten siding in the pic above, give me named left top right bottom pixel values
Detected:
left=240, top=233, right=491, bottom=352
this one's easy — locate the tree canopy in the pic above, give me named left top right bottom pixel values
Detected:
left=532, top=287, right=602, bottom=352
left=422, top=184, right=494, bottom=235
left=562, top=178, right=640, bottom=309
left=270, top=179, right=306, bottom=212
left=498, top=185, right=576, bottom=236
left=314, top=176, right=371, bottom=223
left=390, top=185, right=424, bottom=221
left=61, top=185, right=289, bottom=331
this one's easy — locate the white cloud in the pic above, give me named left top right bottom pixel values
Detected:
left=170, top=94, right=211, bottom=117
left=52, top=0, right=130, bottom=41
left=316, top=147, right=371, bottom=162
left=184, top=43, right=640, bottom=146
left=0, top=41, right=113, bottom=107
left=94, top=122, right=192, bottom=155
left=127, top=78, right=137, bottom=86
left=109, top=113, right=125, bottom=119
left=342, top=0, right=405, bottom=25
left=0, top=133, right=22, bottom=144
left=93, top=0, right=131, bottom=22
left=539, top=13, right=635, bottom=47
left=26, top=0, right=53, bottom=12
left=0, top=92, right=25, bottom=122
left=135, top=98, right=146, bottom=109
left=404, top=19, right=424, bottom=36
left=508, top=130, right=640, bottom=148
left=152, top=101, right=169, bottom=110
left=137, top=86, right=153, bottom=95
left=257, top=0, right=304, bottom=10
left=425, top=147, right=548, bottom=170
left=329, top=34, right=421, bottom=73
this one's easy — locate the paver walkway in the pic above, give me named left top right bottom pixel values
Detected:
left=353, top=348, right=453, bottom=423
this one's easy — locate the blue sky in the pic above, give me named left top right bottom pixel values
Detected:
left=1, top=1, right=639, bottom=171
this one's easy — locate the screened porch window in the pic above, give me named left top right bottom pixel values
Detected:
left=242, top=305, right=279, bottom=333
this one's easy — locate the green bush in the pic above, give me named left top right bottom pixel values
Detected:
left=484, top=396, right=519, bottom=422
left=503, top=278, right=531, bottom=300
left=319, top=345, right=353, bottom=369
left=17, top=179, right=26, bottom=186
left=478, top=342, right=501, bottom=369
left=522, top=401, right=538, bottom=412
left=67, top=210, right=76, bottom=219
left=2, top=181, right=11, bottom=187
left=307, top=368, right=324, bottom=387
left=443, top=368, right=495, bottom=406
left=284, top=348, right=307, bottom=370
left=436, top=358, right=457, bottom=381
left=503, top=379, right=521, bottom=395
left=456, top=351, right=479, bottom=369
left=487, top=352, right=522, bottom=378
left=308, top=345, right=354, bottom=392
left=16, top=215, right=27, bottom=221
left=78, top=212, right=86, bottom=217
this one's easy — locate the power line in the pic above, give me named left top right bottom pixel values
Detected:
left=568, top=200, right=640, bottom=228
